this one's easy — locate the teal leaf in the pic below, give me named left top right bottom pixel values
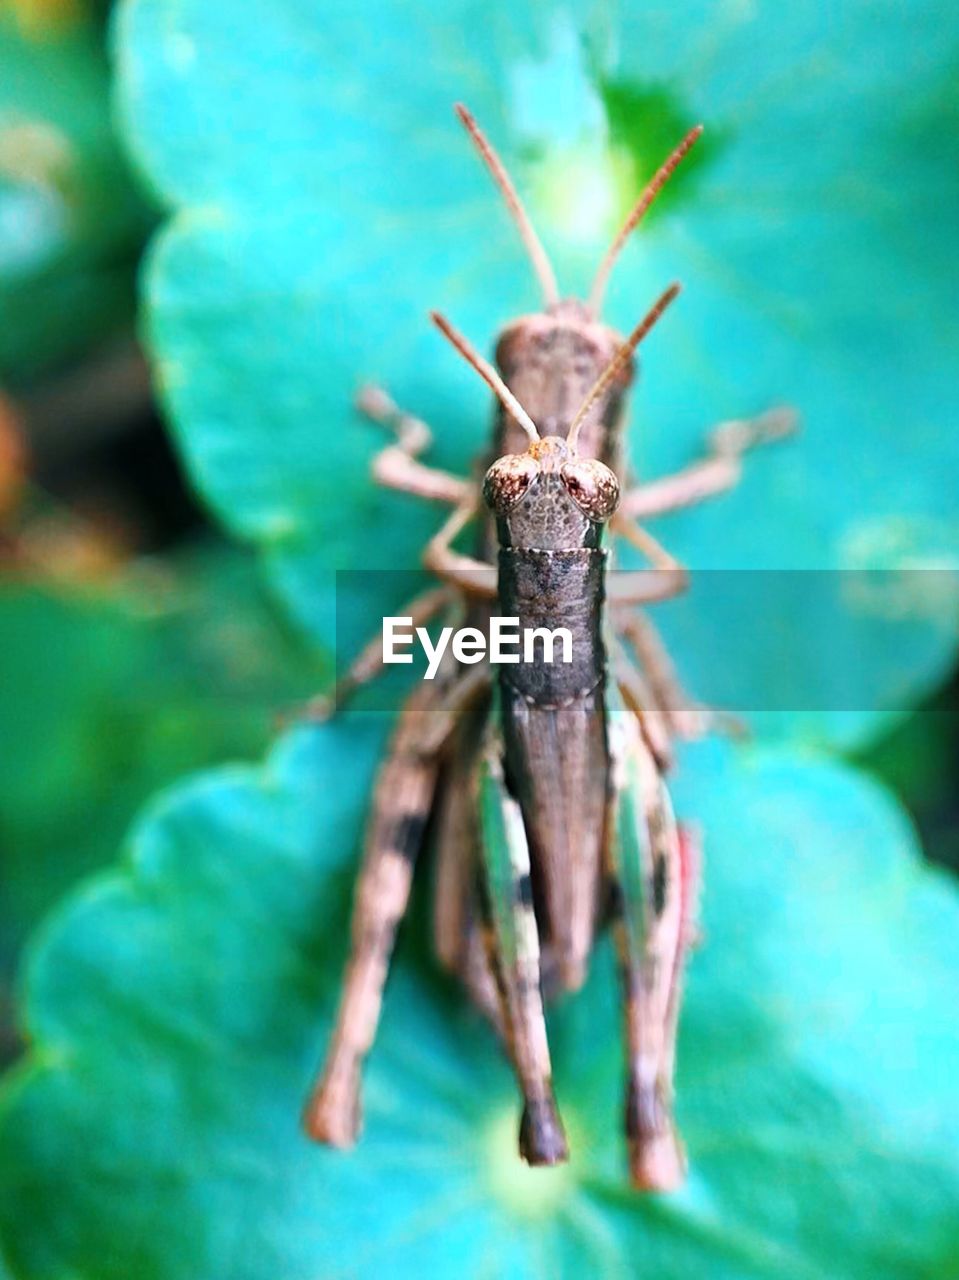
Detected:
left=114, top=0, right=959, bottom=748
left=0, top=727, right=956, bottom=1277
left=0, top=12, right=155, bottom=382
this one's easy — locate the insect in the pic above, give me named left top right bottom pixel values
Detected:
left=303, top=105, right=795, bottom=1188
left=430, top=294, right=701, bottom=1183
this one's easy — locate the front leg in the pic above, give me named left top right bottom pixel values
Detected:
left=298, top=387, right=475, bottom=722
left=605, top=690, right=697, bottom=1190
left=477, top=734, right=568, bottom=1166
left=358, top=385, right=472, bottom=506
left=620, top=406, right=797, bottom=521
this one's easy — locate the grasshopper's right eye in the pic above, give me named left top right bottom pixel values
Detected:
left=483, top=454, right=538, bottom=513
left=560, top=458, right=620, bottom=522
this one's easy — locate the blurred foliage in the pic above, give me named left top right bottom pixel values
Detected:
left=0, top=542, right=324, bottom=1058
left=0, top=8, right=154, bottom=384
left=114, top=0, right=959, bottom=750
left=859, top=679, right=959, bottom=874
left=0, top=398, right=26, bottom=520
left=2, top=1, right=91, bottom=35
left=1, top=731, right=958, bottom=1278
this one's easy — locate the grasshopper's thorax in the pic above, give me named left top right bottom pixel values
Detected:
left=493, top=301, right=633, bottom=471
left=483, top=437, right=619, bottom=707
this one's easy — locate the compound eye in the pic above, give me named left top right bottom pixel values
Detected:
left=560, top=458, right=619, bottom=522
left=483, top=454, right=539, bottom=513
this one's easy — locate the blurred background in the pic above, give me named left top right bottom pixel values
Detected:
left=0, top=0, right=326, bottom=1065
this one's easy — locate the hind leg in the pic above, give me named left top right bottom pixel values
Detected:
left=477, top=736, right=568, bottom=1166
left=434, top=734, right=564, bottom=1042
left=605, top=695, right=694, bottom=1190
left=431, top=696, right=507, bottom=1039
left=304, top=669, right=487, bottom=1146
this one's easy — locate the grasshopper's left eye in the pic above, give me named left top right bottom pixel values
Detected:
left=483, top=454, right=539, bottom=513
left=560, top=459, right=619, bottom=522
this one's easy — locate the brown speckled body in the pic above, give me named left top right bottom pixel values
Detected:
left=492, top=438, right=614, bottom=990
left=460, top=308, right=632, bottom=990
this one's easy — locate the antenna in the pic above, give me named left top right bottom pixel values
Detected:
left=454, top=102, right=560, bottom=308
left=430, top=310, right=540, bottom=443
left=567, top=283, right=681, bottom=452
left=588, top=126, right=702, bottom=316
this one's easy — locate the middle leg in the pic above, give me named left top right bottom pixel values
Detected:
left=608, top=515, right=689, bottom=605
left=304, top=584, right=455, bottom=720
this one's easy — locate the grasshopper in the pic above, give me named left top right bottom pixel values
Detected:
left=304, top=107, right=793, bottom=1188
left=432, top=294, right=699, bottom=1183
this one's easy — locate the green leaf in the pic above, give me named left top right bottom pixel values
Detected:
left=0, top=545, right=323, bottom=1027
left=0, top=726, right=956, bottom=1278
left=113, top=0, right=959, bottom=748
left=0, top=11, right=154, bottom=382
left=856, top=679, right=959, bottom=874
